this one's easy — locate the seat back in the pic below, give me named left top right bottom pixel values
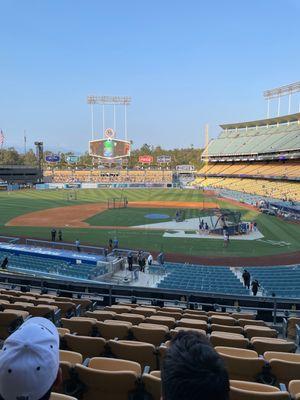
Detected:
left=108, top=340, right=157, bottom=370
left=64, top=334, right=106, bottom=359
left=143, top=372, right=161, bottom=400
left=215, top=347, right=265, bottom=381
left=229, top=380, right=290, bottom=400
left=96, top=320, right=132, bottom=340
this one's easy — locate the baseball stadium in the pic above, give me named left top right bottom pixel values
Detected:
left=1, top=89, right=300, bottom=398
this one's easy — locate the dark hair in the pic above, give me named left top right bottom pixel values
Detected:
left=161, top=331, right=230, bottom=400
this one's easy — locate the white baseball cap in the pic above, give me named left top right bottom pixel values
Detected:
left=0, top=317, right=60, bottom=400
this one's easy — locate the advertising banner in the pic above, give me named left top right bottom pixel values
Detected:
left=45, top=155, right=60, bottom=163
left=157, top=155, right=171, bottom=163
left=66, top=155, right=79, bottom=164
left=138, top=155, right=153, bottom=163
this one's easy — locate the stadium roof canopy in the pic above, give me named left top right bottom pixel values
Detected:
left=220, top=112, right=300, bottom=130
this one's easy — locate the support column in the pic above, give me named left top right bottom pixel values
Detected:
left=113, top=104, right=116, bottom=132
left=124, top=104, right=127, bottom=140
left=91, top=104, right=94, bottom=140
left=277, top=96, right=281, bottom=117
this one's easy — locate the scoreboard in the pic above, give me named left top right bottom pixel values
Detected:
left=89, top=138, right=131, bottom=160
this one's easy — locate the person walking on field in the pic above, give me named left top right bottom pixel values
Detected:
left=58, top=229, right=62, bottom=241
left=251, top=279, right=260, bottom=296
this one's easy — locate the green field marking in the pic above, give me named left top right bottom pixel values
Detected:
left=0, top=188, right=299, bottom=257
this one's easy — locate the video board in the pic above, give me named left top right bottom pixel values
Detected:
left=89, top=138, right=131, bottom=160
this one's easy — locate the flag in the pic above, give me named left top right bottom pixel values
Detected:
left=0, top=130, right=4, bottom=148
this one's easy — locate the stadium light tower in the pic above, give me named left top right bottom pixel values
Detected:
left=263, top=81, right=300, bottom=118
left=87, top=96, right=132, bottom=140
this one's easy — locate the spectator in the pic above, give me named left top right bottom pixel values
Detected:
left=251, top=279, right=260, bottom=296
left=127, top=251, right=133, bottom=271
left=113, top=237, right=119, bottom=249
left=0, top=257, right=8, bottom=270
left=147, top=253, right=153, bottom=266
left=0, top=317, right=61, bottom=400
left=51, top=228, right=56, bottom=241
left=137, top=251, right=143, bottom=271
left=242, top=269, right=251, bottom=289
left=75, top=239, right=81, bottom=252
left=157, top=252, right=165, bottom=266
left=58, top=229, right=62, bottom=241
left=161, top=331, right=229, bottom=400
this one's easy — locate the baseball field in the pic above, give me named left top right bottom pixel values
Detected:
left=0, top=188, right=300, bottom=265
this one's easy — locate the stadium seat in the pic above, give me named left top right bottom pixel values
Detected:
left=131, top=323, right=168, bottom=346
left=250, top=337, right=296, bottom=354
left=0, top=311, right=28, bottom=339
left=105, top=305, right=132, bottom=314
left=182, top=312, right=209, bottom=322
left=96, top=320, right=132, bottom=340
left=108, top=339, right=158, bottom=369
left=210, top=323, right=244, bottom=335
left=215, top=347, right=265, bottom=381
left=264, top=351, right=300, bottom=385
left=74, top=357, right=141, bottom=400
left=85, top=310, right=117, bottom=321
left=55, top=302, right=76, bottom=318
left=114, top=313, right=145, bottom=325
left=61, top=317, right=97, bottom=336
left=244, top=326, right=277, bottom=339
left=287, top=317, right=300, bottom=339
left=210, top=315, right=236, bottom=326
left=57, top=327, right=70, bottom=338
left=210, top=331, right=249, bottom=349
left=133, top=307, right=157, bottom=317
left=145, top=315, right=176, bottom=329
left=50, top=393, right=77, bottom=400
left=142, top=371, right=161, bottom=400
left=156, top=310, right=182, bottom=319
left=169, top=326, right=207, bottom=338
left=231, top=313, right=255, bottom=320
left=177, top=318, right=208, bottom=331
left=64, top=334, right=106, bottom=359
left=229, top=380, right=290, bottom=400
left=238, top=319, right=266, bottom=327
left=288, top=380, right=300, bottom=400
left=59, top=349, right=83, bottom=385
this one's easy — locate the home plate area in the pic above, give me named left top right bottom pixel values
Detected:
left=133, top=215, right=264, bottom=241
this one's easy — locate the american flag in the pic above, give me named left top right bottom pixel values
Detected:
left=0, top=130, right=4, bottom=148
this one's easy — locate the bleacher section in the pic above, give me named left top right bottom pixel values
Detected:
left=199, top=162, right=300, bottom=180
left=194, top=177, right=300, bottom=201
left=206, top=113, right=300, bottom=160
left=44, top=169, right=173, bottom=185
left=156, top=263, right=248, bottom=295
left=247, top=265, right=300, bottom=298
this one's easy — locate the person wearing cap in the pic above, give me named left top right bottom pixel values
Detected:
left=0, top=317, right=62, bottom=400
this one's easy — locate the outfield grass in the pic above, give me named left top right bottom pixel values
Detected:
left=0, top=188, right=299, bottom=258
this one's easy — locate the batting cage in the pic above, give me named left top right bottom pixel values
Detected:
left=107, top=197, right=128, bottom=209
left=66, top=190, right=78, bottom=201
left=209, top=208, right=242, bottom=234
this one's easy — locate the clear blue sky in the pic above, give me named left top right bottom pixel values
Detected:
left=1, top=0, right=300, bottom=152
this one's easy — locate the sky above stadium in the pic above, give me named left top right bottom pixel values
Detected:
left=1, top=0, right=300, bottom=153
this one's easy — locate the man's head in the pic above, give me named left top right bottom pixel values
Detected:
left=0, top=317, right=61, bottom=400
left=161, top=331, right=229, bottom=400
